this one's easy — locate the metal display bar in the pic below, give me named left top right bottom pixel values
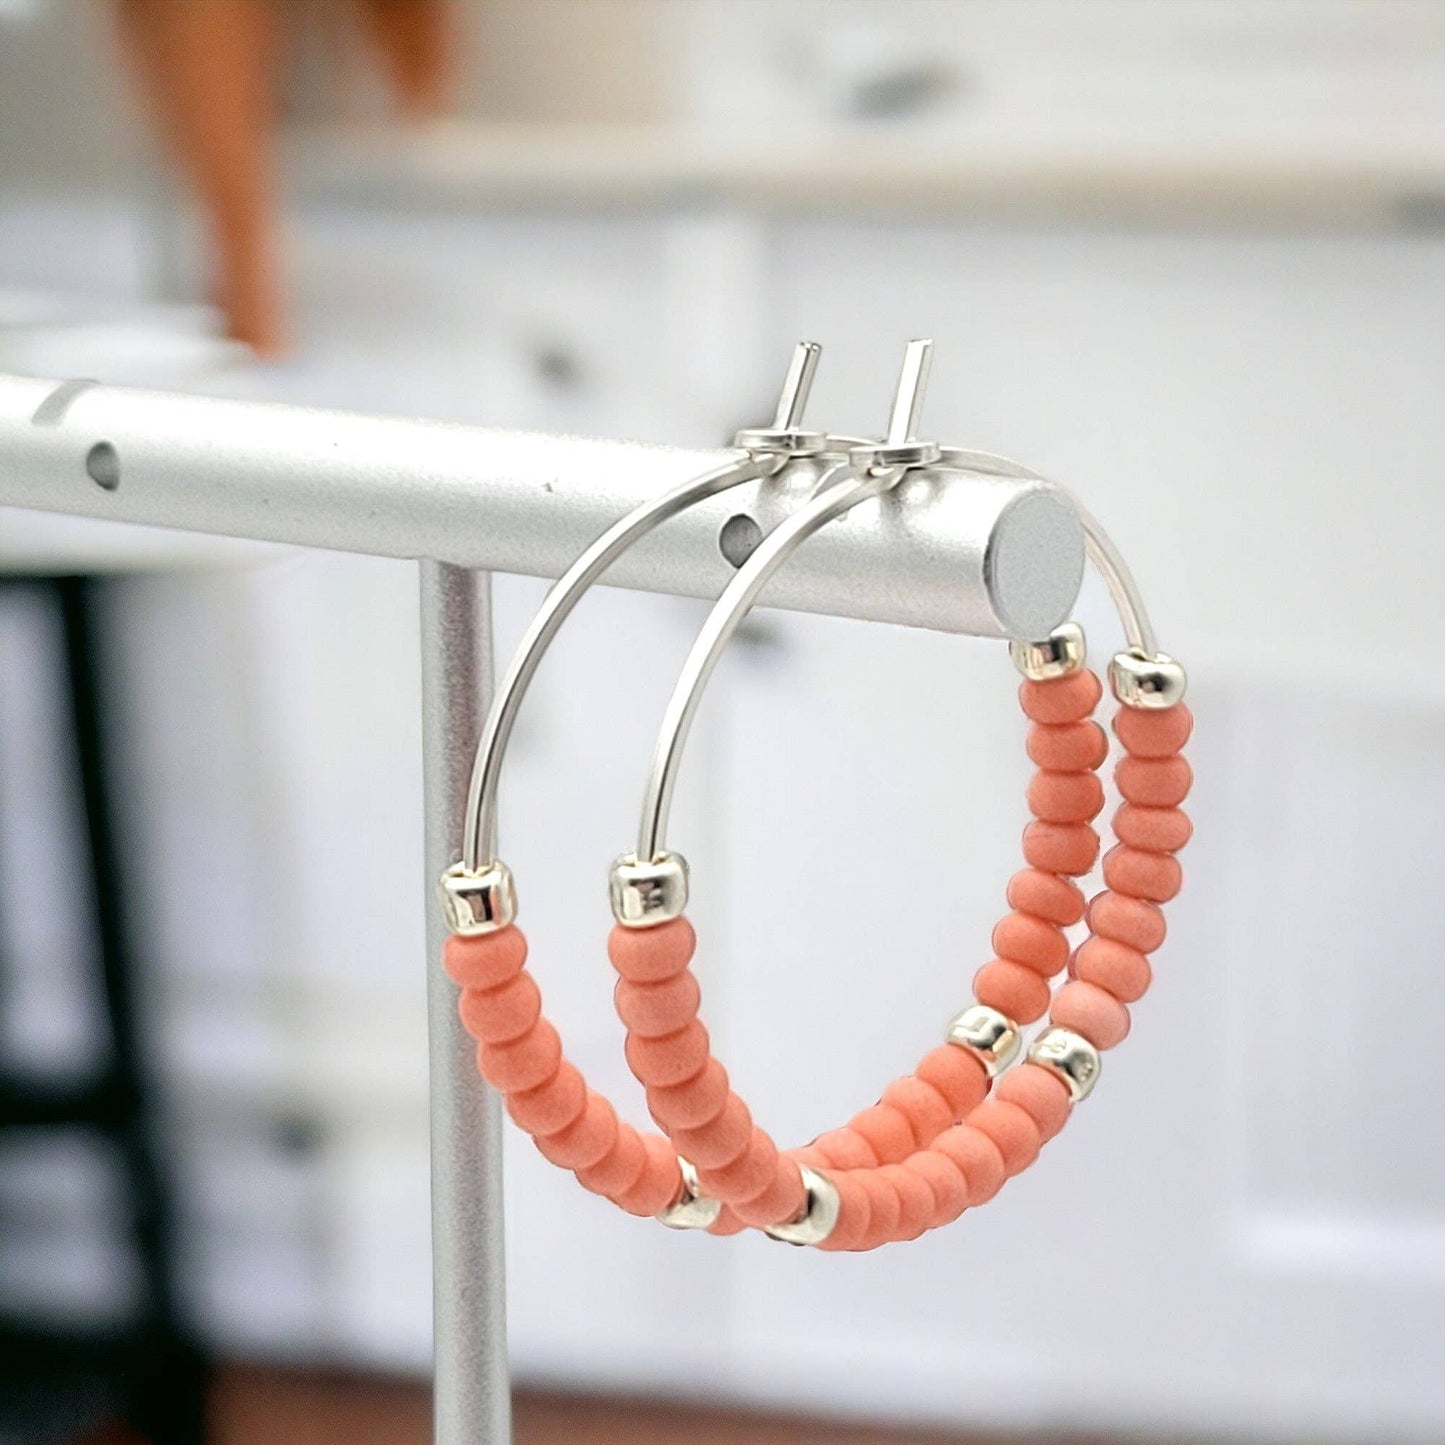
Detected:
left=0, top=370, right=1090, bottom=1445
left=0, top=374, right=1084, bottom=641
left=420, top=562, right=511, bottom=1445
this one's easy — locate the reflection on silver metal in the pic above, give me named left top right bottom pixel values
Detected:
left=609, top=850, right=690, bottom=928
left=1109, top=649, right=1188, bottom=709
left=1028, top=1026, right=1102, bottom=1102
left=733, top=340, right=827, bottom=456
left=418, top=562, right=512, bottom=1445
left=946, top=1004, right=1022, bottom=1078
left=849, top=338, right=942, bottom=472
left=439, top=860, right=518, bottom=936
left=0, top=373, right=1083, bottom=642
left=656, top=1158, right=722, bottom=1231
left=1010, top=621, right=1086, bottom=681
left=764, top=1165, right=841, bottom=1246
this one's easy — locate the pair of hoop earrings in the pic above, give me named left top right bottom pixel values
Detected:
left=439, top=340, right=1192, bottom=1252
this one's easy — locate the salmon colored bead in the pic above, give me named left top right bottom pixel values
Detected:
left=808, top=1127, right=879, bottom=1170
left=1006, top=868, right=1086, bottom=926
left=816, top=1172, right=872, bottom=1252
left=993, top=1064, right=1071, bottom=1143
left=507, top=1059, right=587, bottom=1137
left=1027, top=770, right=1105, bottom=824
left=458, top=974, right=541, bottom=1045
left=479, top=1019, right=562, bottom=1094
left=606, top=917, right=696, bottom=983
left=850, top=1169, right=902, bottom=1247
left=1116, top=755, right=1193, bottom=808
left=1115, top=803, right=1193, bottom=854
left=880, top=1077, right=953, bottom=1148
left=1103, top=845, right=1183, bottom=903
left=1019, top=668, right=1103, bottom=724
left=646, top=1057, right=729, bottom=1129
left=970, top=1099, right=1042, bottom=1177
left=574, top=1125, right=648, bottom=1198
left=1052, top=980, right=1132, bottom=1050
left=904, top=1150, right=970, bottom=1229
left=1022, top=820, right=1100, bottom=876
left=992, top=912, right=1070, bottom=976
left=698, top=1129, right=780, bottom=1203
left=1114, top=702, right=1193, bottom=757
left=1087, top=891, right=1167, bottom=953
left=613, top=972, right=702, bottom=1039
left=932, top=1124, right=1006, bottom=1205
left=731, top=1159, right=806, bottom=1228
left=849, top=1104, right=915, bottom=1164
left=535, top=1091, right=618, bottom=1171
left=879, top=1162, right=935, bottom=1242
left=624, top=1019, right=710, bottom=1088
left=915, top=1045, right=989, bottom=1119
left=1073, top=936, right=1152, bottom=1003
left=612, top=1132, right=683, bottom=1217
left=671, top=1094, right=753, bottom=1171
left=973, top=958, right=1051, bottom=1023
left=443, top=927, right=528, bottom=992
left=1026, top=719, right=1108, bottom=772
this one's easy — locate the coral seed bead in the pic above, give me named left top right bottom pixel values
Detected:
left=1019, top=669, right=1103, bottom=723
left=1051, top=980, right=1132, bottom=1050
left=1072, top=936, right=1152, bottom=1003
left=1022, top=821, right=1100, bottom=876
left=1087, top=892, right=1167, bottom=953
left=1103, top=846, right=1183, bottom=903
left=1114, top=703, right=1193, bottom=757
left=973, top=958, right=1051, bottom=1023
left=1006, top=868, right=1086, bottom=926
left=607, top=917, right=697, bottom=983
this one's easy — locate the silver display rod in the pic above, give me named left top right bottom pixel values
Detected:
left=0, top=370, right=1090, bottom=1445
left=1, top=374, right=1084, bottom=640
left=420, top=563, right=510, bottom=1445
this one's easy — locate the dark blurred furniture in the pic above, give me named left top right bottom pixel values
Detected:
left=0, top=576, right=205, bottom=1444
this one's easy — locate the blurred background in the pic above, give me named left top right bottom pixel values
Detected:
left=1, top=1, right=1443, bottom=1441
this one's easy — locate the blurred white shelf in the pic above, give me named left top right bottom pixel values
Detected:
left=288, top=118, right=1445, bottom=228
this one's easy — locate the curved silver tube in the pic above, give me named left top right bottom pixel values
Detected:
left=462, top=451, right=781, bottom=870
left=939, top=447, right=1157, bottom=658
left=635, top=462, right=901, bottom=864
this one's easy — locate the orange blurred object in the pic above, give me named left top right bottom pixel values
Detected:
left=114, top=0, right=454, bottom=357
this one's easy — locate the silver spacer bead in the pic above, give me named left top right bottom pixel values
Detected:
left=1109, top=649, right=1187, bottom=709
left=764, top=1165, right=841, bottom=1247
left=656, top=1157, right=722, bottom=1231
left=1010, top=621, right=1086, bottom=681
left=1027, top=1026, right=1102, bottom=1102
left=945, top=1004, right=1022, bottom=1078
left=439, top=860, right=517, bottom=936
left=609, top=850, right=689, bottom=928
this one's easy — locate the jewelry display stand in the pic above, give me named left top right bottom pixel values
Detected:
left=0, top=372, right=1086, bottom=1444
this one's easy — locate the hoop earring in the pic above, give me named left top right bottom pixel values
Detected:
left=607, top=341, right=1191, bottom=1250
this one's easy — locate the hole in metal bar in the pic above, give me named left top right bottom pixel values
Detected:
left=718, top=513, right=762, bottom=569
left=85, top=441, right=120, bottom=491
